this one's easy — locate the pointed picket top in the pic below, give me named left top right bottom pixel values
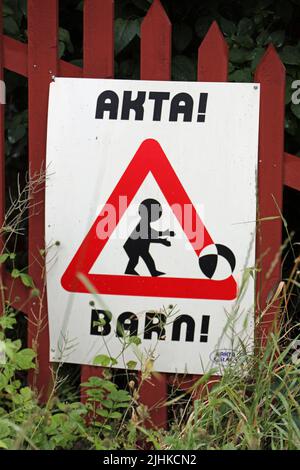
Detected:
left=198, top=21, right=228, bottom=82
left=141, top=0, right=171, bottom=80
left=142, top=0, right=171, bottom=29
left=254, top=44, right=285, bottom=83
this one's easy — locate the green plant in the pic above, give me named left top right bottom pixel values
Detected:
left=0, top=308, right=134, bottom=449
left=161, top=327, right=300, bottom=450
left=80, top=375, right=133, bottom=449
left=0, top=308, right=37, bottom=449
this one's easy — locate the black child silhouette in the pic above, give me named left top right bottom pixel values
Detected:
left=124, top=198, right=175, bottom=277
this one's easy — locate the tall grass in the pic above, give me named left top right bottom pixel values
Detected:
left=159, top=284, right=300, bottom=450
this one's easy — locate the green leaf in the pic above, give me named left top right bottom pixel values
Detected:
left=250, top=47, right=265, bottom=71
left=59, top=27, right=74, bottom=54
left=256, top=30, right=269, bottom=46
left=0, top=315, right=16, bottom=330
left=110, top=411, right=122, bottom=419
left=86, top=389, right=104, bottom=400
left=108, top=389, right=131, bottom=402
left=15, top=348, right=36, bottom=370
left=13, top=339, right=22, bottom=352
left=0, top=374, right=8, bottom=391
left=101, top=380, right=117, bottom=392
left=0, top=254, right=9, bottom=264
left=7, top=125, right=26, bottom=144
left=219, top=17, right=236, bottom=37
left=58, top=41, right=65, bottom=59
left=229, top=68, right=252, bottom=82
left=113, top=402, right=130, bottom=409
left=228, top=62, right=235, bottom=73
left=81, top=376, right=103, bottom=387
left=30, top=288, right=40, bottom=297
left=280, top=46, right=300, bottom=65
left=126, top=360, right=137, bottom=369
left=93, top=354, right=112, bottom=367
left=59, top=27, right=70, bottom=43
left=172, top=55, right=196, bottom=81
left=20, top=386, right=33, bottom=401
left=96, top=408, right=109, bottom=418
left=128, top=336, right=142, bottom=346
left=11, top=268, right=20, bottom=279
left=230, top=48, right=252, bottom=64
left=237, top=18, right=254, bottom=37
left=0, top=440, right=8, bottom=450
left=285, top=113, right=298, bottom=136
left=20, top=273, right=34, bottom=288
left=0, top=421, right=10, bottom=439
left=115, top=18, right=140, bottom=55
left=268, top=30, right=285, bottom=48
left=101, top=399, right=113, bottom=409
left=3, top=17, right=19, bottom=36
left=173, top=23, right=193, bottom=52
left=235, top=34, right=254, bottom=49
left=3, top=5, right=14, bottom=16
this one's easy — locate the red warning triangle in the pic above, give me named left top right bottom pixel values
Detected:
left=61, top=139, right=237, bottom=300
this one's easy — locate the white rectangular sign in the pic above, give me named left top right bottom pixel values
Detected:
left=46, top=78, right=259, bottom=375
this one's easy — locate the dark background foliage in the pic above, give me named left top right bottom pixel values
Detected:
left=2, top=0, right=300, bottom=293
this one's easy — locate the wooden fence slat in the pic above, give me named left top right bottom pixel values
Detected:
left=27, top=0, right=58, bottom=402
left=3, top=36, right=28, bottom=77
left=60, top=59, right=83, bottom=78
left=254, top=45, right=285, bottom=342
left=3, top=36, right=83, bottom=78
left=81, top=0, right=114, bottom=389
left=139, top=0, right=171, bottom=429
left=141, top=0, right=171, bottom=81
left=198, top=21, right=228, bottom=82
left=191, top=20, right=229, bottom=394
left=83, top=0, right=114, bottom=78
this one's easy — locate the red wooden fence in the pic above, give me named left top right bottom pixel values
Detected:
left=0, top=0, right=300, bottom=429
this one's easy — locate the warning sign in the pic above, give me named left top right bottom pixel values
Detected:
left=46, top=78, right=260, bottom=375
left=61, top=138, right=237, bottom=300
